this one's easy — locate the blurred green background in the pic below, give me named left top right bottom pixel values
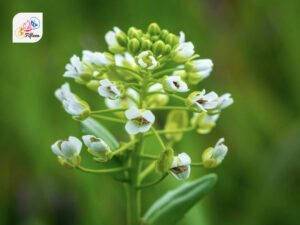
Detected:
left=1, top=0, right=300, bottom=224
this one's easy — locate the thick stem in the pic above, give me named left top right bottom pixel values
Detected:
left=126, top=133, right=144, bottom=225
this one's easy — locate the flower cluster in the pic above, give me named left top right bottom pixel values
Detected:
left=52, top=23, right=233, bottom=182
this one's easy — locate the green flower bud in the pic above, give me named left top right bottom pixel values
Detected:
left=160, top=29, right=169, bottom=40
left=191, top=112, right=219, bottom=134
left=128, top=27, right=143, bottom=39
left=162, top=44, right=172, bottom=55
left=79, top=72, right=93, bottom=82
left=165, top=110, right=188, bottom=142
left=155, top=148, right=174, bottom=174
left=147, top=23, right=161, bottom=36
left=141, top=39, right=152, bottom=51
left=150, top=35, right=160, bottom=42
left=128, top=38, right=141, bottom=54
left=152, top=40, right=165, bottom=56
left=116, top=31, right=128, bottom=47
left=165, top=33, right=179, bottom=47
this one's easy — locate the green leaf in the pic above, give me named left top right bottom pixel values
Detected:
left=81, top=118, right=119, bottom=150
left=80, top=118, right=126, bottom=180
left=142, top=173, right=217, bottom=225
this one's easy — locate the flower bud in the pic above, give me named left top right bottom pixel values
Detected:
left=128, top=38, right=141, bottom=54
left=141, top=39, right=152, bottom=51
left=202, top=138, right=228, bottom=168
left=105, top=27, right=125, bottom=53
left=162, top=44, right=172, bottom=55
left=150, top=35, right=160, bottom=42
left=160, top=29, right=169, bottom=40
left=79, top=72, right=93, bottom=82
left=51, top=136, right=82, bottom=167
left=165, top=33, right=179, bottom=47
left=147, top=23, right=161, bottom=36
left=152, top=40, right=165, bottom=56
left=116, top=31, right=128, bottom=47
left=128, top=27, right=143, bottom=39
left=82, top=135, right=112, bottom=162
left=165, top=110, right=188, bottom=142
left=156, top=148, right=174, bottom=174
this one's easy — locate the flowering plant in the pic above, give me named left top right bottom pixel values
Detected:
left=51, top=23, right=233, bottom=225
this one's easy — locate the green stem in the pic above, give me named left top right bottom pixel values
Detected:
left=91, top=114, right=126, bottom=123
left=111, top=140, right=137, bottom=156
left=137, top=174, right=168, bottom=189
left=145, top=126, right=195, bottom=137
left=151, top=127, right=166, bottom=149
left=140, top=154, right=159, bottom=160
left=149, top=106, right=200, bottom=113
left=139, top=161, right=156, bottom=181
left=152, top=67, right=183, bottom=78
left=77, top=166, right=128, bottom=174
left=126, top=133, right=144, bottom=225
left=115, top=66, right=143, bottom=81
left=91, top=108, right=127, bottom=114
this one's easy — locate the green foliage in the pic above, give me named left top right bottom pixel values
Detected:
left=142, top=174, right=217, bottom=225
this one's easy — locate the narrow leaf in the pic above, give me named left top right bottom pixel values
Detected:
left=142, top=173, right=217, bottom=225
left=81, top=118, right=119, bottom=150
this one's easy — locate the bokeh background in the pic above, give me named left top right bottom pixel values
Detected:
left=1, top=0, right=300, bottom=224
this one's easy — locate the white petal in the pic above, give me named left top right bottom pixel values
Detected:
left=142, top=110, right=155, bottom=123
left=125, top=121, right=140, bottom=135
left=51, top=141, right=64, bottom=157
left=139, top=123, right=152, bottom=133
left=125, top=107, right=141, bottom=119
left=82, top=135, right=94, bottom=148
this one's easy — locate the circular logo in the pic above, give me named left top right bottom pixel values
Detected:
left=30, top=17, right=40, bottom=29
left=15, top=26, right=25, bottom=39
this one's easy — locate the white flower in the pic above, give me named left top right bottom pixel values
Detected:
left=164, top=76, right=189, bottom=92
left=187, top=59, right=213, bottom=80
left=137, top=51, right=158, bottom=70
left=98, top=79, right=121, bottom=100
left=63, top=55, right=89, bottom=80
left=115, top=52, right=137, bottom=68
left=51, top=136, right=82, bottom=166
left=82, top=50, right=113, bottom=67
left=219, top=93, right=233, bottom=109
left=105, top=88, right=139, bottom=109
left=173, top=42, right=195, bottom=62
left=55, top=83, right=90, bottom=118
left=105, top=27, right=123, bottom=50
left=125, top=107, right=155, bottom=135
left=170, top=152, right=191, bottom=180
left=188, top=89, right=219, bottom=112
left=82, top=135, right=111, bottom=161
left=202, top=138, right=228, bottom=168
left=179, top=31, right=185, bottom=43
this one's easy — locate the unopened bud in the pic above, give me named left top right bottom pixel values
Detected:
left=162, top=44, right=172, bottom=55
left=156, top=148, right=174, bottom=174
left=165, top=34, right=179, bottom=47
left=116, top=31, right=128, bottom=47
left=141, top=39, right=152, bottom=51
left=147, top=23, right=161, bottom=36
left=128, top=38, right=140, bottom=54
left=160, top=29, right=169, bottom=40
left=152, top=40, right=165, bottom=56
left=128, top=27, right=143, bottom=39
